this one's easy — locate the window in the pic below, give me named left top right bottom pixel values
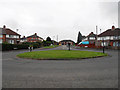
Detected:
left=0, top=39, right=2, bottom=43
left=6, top=35, right=14, bottom=38
left=116, top=36, right=119, bottom=40
left=110, top=36, right=114, bottom=40
left=101, top=42, right=108, bottom=46
left=89, top=37, right=95, bottom=40
left=6, top=35, right=9, bottom=38
left=105, top=36, right=110, bottom=40
left=8, top=40, right=14, bottom=44
left=13, top=35, right=19, bottom=38
left=17, top=36, right=19, bottom=38
left=97, top=37, right=103, bottom=40
left=116, top=42, right=119, bottom=46
left=14, top=35, right=16, bottom=38
left=0, top=35, right=3, bottom=38
left=9, top=35, right=14, bottom=38
left=113, top=36, right=118, bottom=40
left=101, top=37, right=105, bottom=40
left=113, top=42, right=116, bottom=46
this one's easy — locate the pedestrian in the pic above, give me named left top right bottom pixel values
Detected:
left=28, top=45, right=33, bottom=52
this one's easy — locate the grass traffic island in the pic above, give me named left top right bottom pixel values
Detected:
left=17, top=50, right=107, bottom=60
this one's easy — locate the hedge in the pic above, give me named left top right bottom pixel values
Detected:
left=1, top=41, right=43, bottom=51
left=1, top=44, right=29, bottom=51
left=12, top=44, right=29, bottom=50
left=2, top=43, right=13, bottom=51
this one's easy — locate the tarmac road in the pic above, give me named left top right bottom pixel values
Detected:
left=2, top=45, right=118, bottom=88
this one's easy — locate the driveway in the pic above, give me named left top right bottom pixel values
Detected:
left=2, top=45, right=118, bottom=88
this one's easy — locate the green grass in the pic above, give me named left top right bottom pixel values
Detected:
left=17, top=50, right=107, bottom=60
left=44, top=45, right=59, bottom=49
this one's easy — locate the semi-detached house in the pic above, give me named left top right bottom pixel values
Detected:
left=0, top=25, right=21, bottom=44
left=97, top=26, right=120, bottom=49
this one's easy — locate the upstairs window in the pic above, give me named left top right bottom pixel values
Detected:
left=89, top=37, right=95, bottom=40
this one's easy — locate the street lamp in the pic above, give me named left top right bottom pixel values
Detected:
left=53, top=36, right=55, bottom=46
left=102, top=39, right=105, bottom=53
left=68, top=42, right=71, bottom=51
left=16, top=29, right=19, bottom=44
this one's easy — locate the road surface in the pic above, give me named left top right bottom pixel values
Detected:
left=2, top=45, right=118, bottom=88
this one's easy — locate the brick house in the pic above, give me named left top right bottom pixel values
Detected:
left=97, top=26, right=120, bottom=49
left=20, top=36, right=27, bottom=43
left=0, top=25, right=21, bottom=44
left=59, top=40, right=75, bottom=45
left=82, top=32, right=97, bottom=44
left=20, top=33, right=44, bottom=43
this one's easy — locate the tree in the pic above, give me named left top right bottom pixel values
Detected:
left=77, top=31, right=82, bottom=44
left=46, top=36, right=52, bottom=42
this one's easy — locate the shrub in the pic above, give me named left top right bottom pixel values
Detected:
left=2, top=43, right=13, bottom=51
left=12, top=44, right=29, bottom=50
left=42, top=40, right=52, bottom=46
left=22, top=42, right=42, bottom=48
left=2, top=42, right=42, bottom=51
left=2, top=43, right=29, bottom=51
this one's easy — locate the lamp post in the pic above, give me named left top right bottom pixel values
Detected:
left=68, top=43, right=70, bottom=51
left=16, top=29, right=19, bottom=44
left=102, top=39, right=105, bottom=53
left=53, top=36, right=55, bottom=46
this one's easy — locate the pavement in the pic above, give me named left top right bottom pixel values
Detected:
left=2, top=45, right=118, bottom=88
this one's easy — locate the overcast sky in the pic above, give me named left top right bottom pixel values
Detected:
left=0, top=0, right=119, bottom=42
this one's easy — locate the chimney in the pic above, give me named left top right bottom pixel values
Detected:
left=91, top=32, right=93, bottom=34
left=3, top=25, right=6, bottom=29
left=35, top=33, right=37, bottom=35
left=112, top=26, right=115, bottom=30
left=23, top=36, right=25, bottom=38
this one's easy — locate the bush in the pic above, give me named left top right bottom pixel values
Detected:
left=22, top=42, right=42, bottom=48
left=2, top=43, right=13, bottom=51
left=2, top=43, right=29, bottom=51
left=42, top=40, right=52, bottom=46
left=12, top=44, right=29, bottom=50
left=2, top=42, right=42, bottom=51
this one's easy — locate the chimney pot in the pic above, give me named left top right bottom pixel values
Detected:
left=112, top=26, right=115, bottom=30
left=3, top=25, right=6, bottom=29
left=91, top=32, right=93, bottom=34
left=35, top=33, right=37, bottom=35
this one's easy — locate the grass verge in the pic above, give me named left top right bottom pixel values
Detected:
left=17, top=50, right=107, bottom=60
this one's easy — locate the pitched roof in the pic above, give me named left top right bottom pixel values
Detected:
left=60, top=40, right=75, bottom=43
left=27, top=34, right=43, bottom=39
left=98, top=28, right=120, bottom=37
left=87, top=32, right=96, bottom=37
left=0, top=27, right=21, bottom=36
left=0, top=28, right=6, bottom=34
left=82, top=36, right=86, bottom=39
left=5, top=28, right=21, bottom=36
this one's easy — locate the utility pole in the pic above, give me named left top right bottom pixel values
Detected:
left=53, top=36, right=55, bottom=46
left=96, top=26, right=98, bottom=35
left=57, top=35, right=58, bottom=45
left=96, top=26, right=98, bottom=48
left=100, top=29, right=101, bottom=34
left=57, top=35, right=58, bottom=42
